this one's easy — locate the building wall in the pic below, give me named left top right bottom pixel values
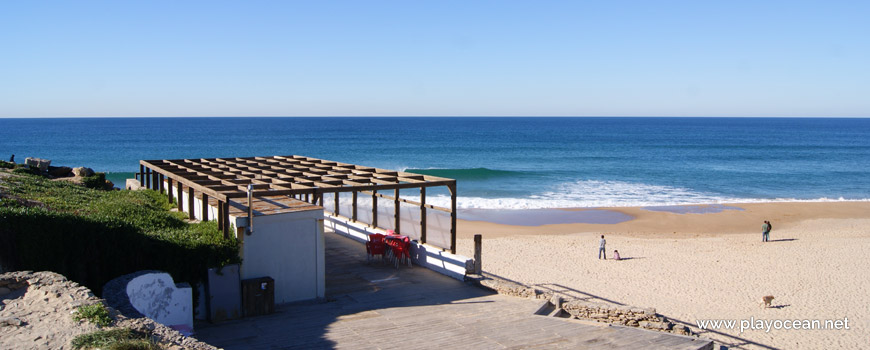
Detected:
left=163, top=180, right=325, bottom=304
left=239, top=210, right=325, bottom=304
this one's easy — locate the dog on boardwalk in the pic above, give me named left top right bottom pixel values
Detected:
left=760, top=295, right=775, bottom=308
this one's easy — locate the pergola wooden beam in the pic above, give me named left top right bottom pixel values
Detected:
left=139, top=155, right=458, bottom=252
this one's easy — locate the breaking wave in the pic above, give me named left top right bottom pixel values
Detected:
left=423, top=180, right=869, bottom=209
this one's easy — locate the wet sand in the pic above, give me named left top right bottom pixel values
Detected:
left=455, top=201, right=870, bottom=349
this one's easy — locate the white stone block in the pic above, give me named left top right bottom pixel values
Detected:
left=126, top=272, right=194, bottom=336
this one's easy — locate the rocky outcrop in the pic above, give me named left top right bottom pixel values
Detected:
left=24, top=158, right=51, bottom=173
left=47, top=166, right=72, bottom=177
left=126, top=179, right=144, bottom=191
left=472, top=274, right=693, bottom=336
left=0, top=271, right=217, bottom=350
left=72, top=167, right=95, bottom=177
left=0, top=271, right=102, bottom=349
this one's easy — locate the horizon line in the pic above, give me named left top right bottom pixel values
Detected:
left=2, top=115, right=869, bottom=119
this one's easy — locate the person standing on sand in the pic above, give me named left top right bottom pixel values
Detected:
left=598, top=235, right=606, bottom=260
left=762, top=220, right=772, bottom=242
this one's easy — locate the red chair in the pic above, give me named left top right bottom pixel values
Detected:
left=366, top=233, right=386, bottom=264
left=398, top=236, right=412, bottom=268
left=386, top=236, right=412, bottom=269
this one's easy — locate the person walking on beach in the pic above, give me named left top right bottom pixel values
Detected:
left=762, top=220, right=772, bottom=242
left=598, top=235, right=606, bottom=260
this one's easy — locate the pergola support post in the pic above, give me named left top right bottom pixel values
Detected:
left=177, top=182, right=184, bottom=211
left=188, top=188, right=195, bottom=220
left=352, top=191, right=358, bottom=222
left=394, top=188, right=400, bottom=234
left=167, top=178, right=174, bottom=204
left=222, top=200, right=230, bottom=239
left=217, top=200, right=224, bottom=231
left=201, top=194, right=209, bottom=221
left=372, top=190, right=378, bottom=228
left=449, top=183, right=457, bottom=254
left=420, top=187, right=427, bottom=244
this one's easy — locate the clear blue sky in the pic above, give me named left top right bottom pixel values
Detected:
left=2, top=1, right=868, bottom=117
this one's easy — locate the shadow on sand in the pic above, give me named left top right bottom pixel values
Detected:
left=767, top=238, right=797, bottom=242
left=615, top=257, right=644, bottom=261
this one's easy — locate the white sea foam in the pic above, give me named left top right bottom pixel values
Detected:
left=423, top=180, right=870, bottom=209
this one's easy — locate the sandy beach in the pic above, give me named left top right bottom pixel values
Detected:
left=456, top=201, right=870, bottom=350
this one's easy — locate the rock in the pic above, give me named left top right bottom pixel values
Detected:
left=72, top=167, right=94, bottom=177
left=0, top=287, right=11, bottom=296
left=126, top=179, right=143, bottom=191
left=0, top=317, right=23, bottom=327
left=672, top=325, right=690, bottom=335
left=1, top=270, right=217, bottom=350
left=654, top=321, right=672, bottom=330
left=47, top=166, right=72, bottom=177
left=464, top=259, right=475, bottom=274
left=24, top=157, right=51, bottom=173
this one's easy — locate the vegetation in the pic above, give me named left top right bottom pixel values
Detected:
left=81, top=172, right=107, bottom=189
left=11, top=166, right=40, bottom=175
left=73, top=303, right=113, bottom=327
left=71, top=328, right=159, bottom=350
left=0, top=160, right=14, bottom=169
left=0, top=170, right=240, bottom=296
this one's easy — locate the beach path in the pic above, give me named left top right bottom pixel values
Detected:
left=195, top=230, right=713, bottom=350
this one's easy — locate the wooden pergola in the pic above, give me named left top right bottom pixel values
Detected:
left=138, top=155, right=458, bottom=253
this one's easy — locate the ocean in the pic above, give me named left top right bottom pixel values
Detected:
left=2, top=117, right=869, bottom=210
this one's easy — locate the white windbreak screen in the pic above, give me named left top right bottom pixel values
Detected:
left=376, top=197, right=395, bottom=231
left=398, top=202, right=421, bottom=241
left=321, top=191, right=452, bottom=251
left=322, top=193, right=336, bottom=213
left=426, top=209, right=452, bottom=250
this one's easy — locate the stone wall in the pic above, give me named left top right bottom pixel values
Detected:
left=474, top=274, right=692, bottom=336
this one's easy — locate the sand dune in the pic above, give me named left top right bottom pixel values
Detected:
left=456, top=202, right=870, bottom=349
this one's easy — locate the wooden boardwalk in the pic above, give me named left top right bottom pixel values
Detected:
left=195, top=232, right=713, bottom=350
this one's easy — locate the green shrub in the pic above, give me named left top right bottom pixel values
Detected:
left=73, top=303, right=113, bottom=327
left=82, top=172, right=107, bottom=189
left=71, top=328, right=158, bottom=350
left=0, top=172, right=240, bottom=297
left=0, top=160, right=14, bottom=169
left=11, top=166, right=40, bottom=175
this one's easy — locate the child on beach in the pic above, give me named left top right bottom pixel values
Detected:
left=613, top=250, right=621, bottom=260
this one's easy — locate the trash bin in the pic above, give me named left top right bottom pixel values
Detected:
left=241, top=277, right=274, bottom=317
